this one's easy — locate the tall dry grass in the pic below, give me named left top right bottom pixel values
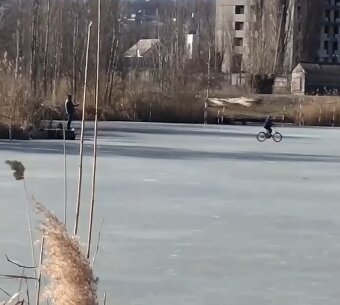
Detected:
left=0, top=54, right=43, bottom=129
left=295, top=101, right=340, bottom=126
left=0, top=52, right=71, bottom=133
left=37, top=203, right=98, bottom=305
left=130, top=90, right=204, bottom=123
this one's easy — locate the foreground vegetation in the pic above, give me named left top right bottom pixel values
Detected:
left=2, top=161, right=100, bottom=305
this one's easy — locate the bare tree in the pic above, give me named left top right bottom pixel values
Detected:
left=15, top=0, right=22, bottom=79
left=72, top=0, right=80, bottom=100
left=43, top=0, right=50, bottom=96
left=30, top=0, right=40, bottom=95
left=246, top=0, right=292, bottom=75
left=217, top=19, right=235, bottom=74
left=0, top=1, right=6, bottom=27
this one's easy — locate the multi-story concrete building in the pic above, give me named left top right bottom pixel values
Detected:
left=216, top=0, right=307, bottom=74
left=215, top=0, right=321, bottom=74
left=215, top=0, right=255, bottom=73
left=279, top=0, right=340, bottom=64
left=317, top=0, right=340, bottom=62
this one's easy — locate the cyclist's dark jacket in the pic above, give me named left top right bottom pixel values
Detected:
left=264, top=117, right=273, bottom=129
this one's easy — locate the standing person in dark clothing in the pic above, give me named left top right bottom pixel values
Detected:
left=264, top=115, right=273, bottom=137
left=65, top=94, right=79, bottom=130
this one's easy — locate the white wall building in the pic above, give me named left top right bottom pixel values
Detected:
left=215, top=0, right=306, bottom=74
left=215, top=0, right=255, bottom=73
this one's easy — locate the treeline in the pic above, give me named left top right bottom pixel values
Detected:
left=0, top=0, right=217, bottom=126
left=1, top=0, right=313, bottom=126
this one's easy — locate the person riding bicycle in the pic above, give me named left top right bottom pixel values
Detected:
left=264, top=115, right=273, bottom=137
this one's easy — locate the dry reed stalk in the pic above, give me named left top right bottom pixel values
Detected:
left=0, top=293, right=20, bottom=305
left=23, top=179, right=36, bottom=271
left=17, top=268, right=25, bottom=303
left=87, top=0, right=101, bottom=259
left=4, top=254, right=37, bottom=301
left=37, top=203, right=98, bottom=305
left=0, top=288, right=10, bottom=297
left=62, top=123, right=67, bottom=226
left=91, top=218, right=104, bottom=267
left=4, top=255, right=36, bottom=301
left=5, top=161, right=36, bottom=270
left=35, top=238, right=44, bottom=305
left=5, top=160, right=25, bottom=180
left=25, top=278, right=30, bottom=305
left=74, top=20, right=93, bottom=236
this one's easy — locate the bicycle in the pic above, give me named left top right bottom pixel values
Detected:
left=257, top=129, right=282, bottom=142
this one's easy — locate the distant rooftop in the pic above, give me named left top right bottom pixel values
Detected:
left=294, top=62, right=340, bottom=85
left=124, top=39, right=159, bottom=57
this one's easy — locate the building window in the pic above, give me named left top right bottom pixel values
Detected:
left=335, top=10, right=340, bottom=20
left=325, top=9, right=331, bottom=20
left=233, top=37, right=244, bottom=46
left=232, top=54, right=242, bottom=72
left=235, top=5, right=245, bottom=14
left=325, top=25, right=329, bottom=34
left=235, top=22, right=244, bottom=30
left=336, top=0, right=340, bottom=6
left=324, top=41, right=329, bottom=51
left=297, top=6, right=302, bottom=18
left=333, top=41, right=338, bottom=51
left=335, top=26, right=339, bottom=35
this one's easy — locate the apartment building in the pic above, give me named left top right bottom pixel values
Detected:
left=215, top=0, right=312, bottom=74
left=215, top=0, right=255, bottom=73
left=318, top=0, right=340, bottom=62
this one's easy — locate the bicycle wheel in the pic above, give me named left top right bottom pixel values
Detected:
left=257, top=132, right=266, bottom=142
left=273, top=132, right=282, bottom=142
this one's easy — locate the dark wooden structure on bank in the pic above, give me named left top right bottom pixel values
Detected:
left=292, top=62, right=340, bottom=95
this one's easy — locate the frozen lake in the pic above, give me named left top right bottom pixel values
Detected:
left=1, top=122, right=340, bottom=305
